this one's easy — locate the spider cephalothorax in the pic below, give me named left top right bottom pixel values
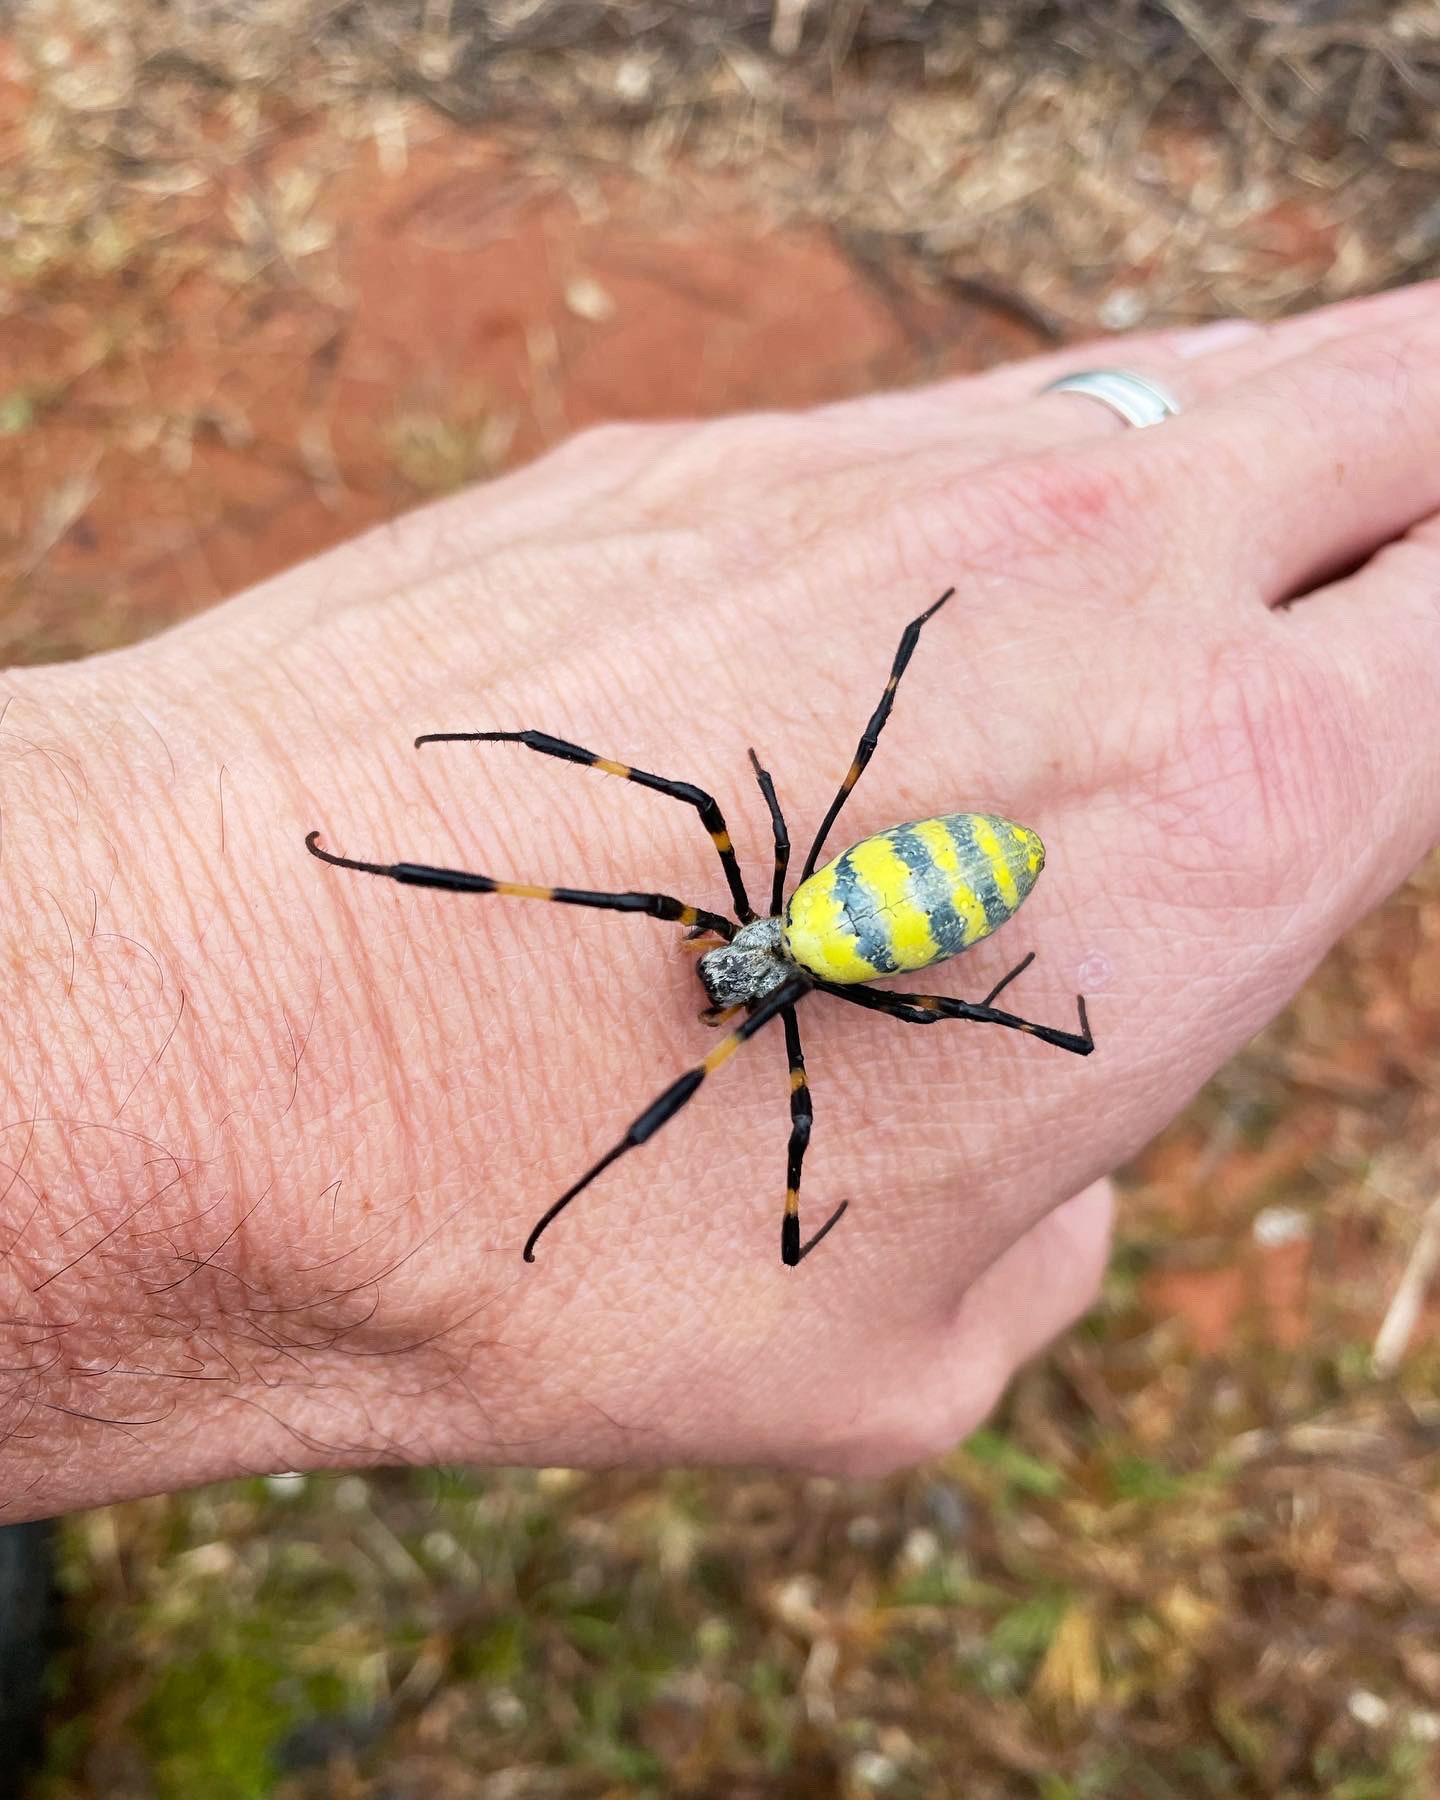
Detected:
left=697, top=917, right=790, bottom=1011
left=306, top=587, right=1092, bottom=1270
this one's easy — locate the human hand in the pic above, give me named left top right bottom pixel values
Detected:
left=3, top=282, right=1438, bottom=1517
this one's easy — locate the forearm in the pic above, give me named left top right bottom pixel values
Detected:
left=0, top=638, right=512, bottom=1519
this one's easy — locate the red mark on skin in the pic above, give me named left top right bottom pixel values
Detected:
left=1076, top=952, right=1113, bottom=991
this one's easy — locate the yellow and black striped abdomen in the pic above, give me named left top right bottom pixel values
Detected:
left=782, top=814, right=1045, bottom=986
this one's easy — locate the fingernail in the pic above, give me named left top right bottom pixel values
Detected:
left=1172, top=318, right=1264, bottom=357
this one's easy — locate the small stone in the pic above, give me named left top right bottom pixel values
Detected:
left=565, top=276, right=616, bottom=323
left=1252, top=1205, right=1311, bottom=1248
left=898, top=1527, right=939, bottom=1572
left=489, top=1688, right=526, bottom=1728
left=334, top=1476, right=370, bottom=1511
left=613, top=54, right=652, bottom=103
left=536, top=1466, right=580, bottom=1493
left=853, top=1750, right=900, bottom=1789
left=182, top=1541, right=237, bottom=1578
left=1348, top=1689, right=1390, bottom=1729
left=1099, top=288, right=1146, bottom=329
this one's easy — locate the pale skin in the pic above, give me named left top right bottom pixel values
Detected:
left=2, top=284, right=1439, bottom=1522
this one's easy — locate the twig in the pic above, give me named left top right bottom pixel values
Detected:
left=1372, top=1191, right=1440, bottom=1377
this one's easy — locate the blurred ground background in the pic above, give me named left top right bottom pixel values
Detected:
left=4, top=2, right=1440, bottom=1795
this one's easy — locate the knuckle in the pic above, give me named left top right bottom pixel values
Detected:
left=974, top=450, right=1141, bottom=550
left=1133, top=632, right=1361, bottom=899
left=879, top=448, right=1154, bottom=595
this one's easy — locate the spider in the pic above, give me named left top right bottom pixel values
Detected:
left=306, top=588, right=1093, bottom=1268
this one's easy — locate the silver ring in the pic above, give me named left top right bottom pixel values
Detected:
left=1040, top=368, right=1179, bottom=429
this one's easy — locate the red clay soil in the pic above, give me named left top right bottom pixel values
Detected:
left=0, top=119, right=1038, bottom=664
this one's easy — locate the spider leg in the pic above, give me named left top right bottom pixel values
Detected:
left=798, top=586, right=955, bottom=882
left=417, top=728, right=758, bottom=922
left=305, top=833, right=737, bottom=941
left=747, top=747, right=790, bottom=918
left=780, top=1005, right=847, bottom=1267
left=818, top=973, right=1092, bottom=1056
left=523, top=975, right=812, bottom=1261
left=980, top=950, right=1035, bottom=1007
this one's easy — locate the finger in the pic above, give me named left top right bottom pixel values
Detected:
left=1282, top=516, right=1440, bottom=890
left=1029, top=292, right=1440, bottom=620
left=639, top=286, right=1440, bottom=525
left=810, top=280, right=1440, bottom=496
left=882, top=280, right=1440, bottom=464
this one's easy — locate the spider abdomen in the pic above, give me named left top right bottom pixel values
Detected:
left=782, top=815, right=1045, bottom=986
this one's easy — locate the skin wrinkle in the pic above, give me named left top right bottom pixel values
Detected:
left=374, top=749, right=508, bottom=1186
left=287, top=869, right=432, bottom=1223
left=1164, top=640, right=1348, bottom=906
left=5, top=687, right=493, bottom=1432
left=120, top=751, right=270, bottom=1252
left=10, top=842, right=145, bottom=1267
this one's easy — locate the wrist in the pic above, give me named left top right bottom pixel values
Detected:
left=0, top=648, right=508, bottom=1517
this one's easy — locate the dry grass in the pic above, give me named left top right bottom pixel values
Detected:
left=4, top=0, right=1440, bottom=326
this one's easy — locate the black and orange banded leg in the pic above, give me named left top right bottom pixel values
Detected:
left=817, top=975, right=1093, bottom=1056
left=523, top=975, right=813, bottom=1261
left=747, top=747, right=790, bottom=917
left=799, top=586, right=956, bottom=882
left=416, top=729, right=758, bottom=922
left=305, top=833, right=737, bottom=942
left=780, top=1005, right=847, bottom=1267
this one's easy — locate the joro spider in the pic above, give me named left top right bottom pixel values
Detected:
left=306, top=587, right=1093, bottom=1268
